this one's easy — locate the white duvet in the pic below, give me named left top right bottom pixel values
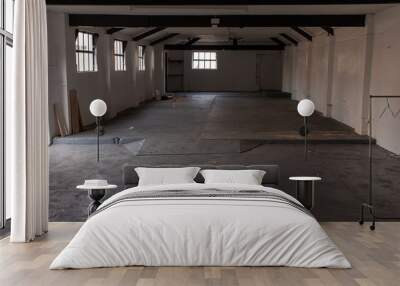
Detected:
left=50, top=183, right=351, bottom=269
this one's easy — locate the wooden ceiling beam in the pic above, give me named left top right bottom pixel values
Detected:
left=106, top=27, right=124, bottom=34
left=321, top=27, right=335, bottom=36
left=132, top=27, right=166, bottom=41
left=150, top=33, right=179, bottom=45
left=291, top=27, right=312, bottom=41
left=280, top=33, right=298, bottom=46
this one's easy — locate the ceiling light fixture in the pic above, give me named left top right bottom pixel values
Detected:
left=211, top=17, right=220, bottom=28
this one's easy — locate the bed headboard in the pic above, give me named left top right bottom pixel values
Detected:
left=122, top=164, right=280, bottom=188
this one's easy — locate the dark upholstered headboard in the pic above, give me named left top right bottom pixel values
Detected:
left=122, top=164, right=280, bottom=188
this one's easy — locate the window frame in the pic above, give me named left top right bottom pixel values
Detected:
left=113, top=39, right=126, bottom=72
left=75, top=30, right=98, bottom=73
left=138, top=45, right=146, bottom=71
left=192, top=51, right=217, bottom=70
left=1, top=0, right=14, bottom=229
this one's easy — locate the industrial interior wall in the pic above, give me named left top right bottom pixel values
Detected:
left=47, top=11, right=153, bottom=128
left=369, top=5, right=400, bottom=155
left=181, top=50, right=283, bottom=92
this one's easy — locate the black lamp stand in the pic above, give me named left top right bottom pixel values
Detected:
left=96, top=116, right=100, bottom=162
left=304, top=116, right=308, bottom=161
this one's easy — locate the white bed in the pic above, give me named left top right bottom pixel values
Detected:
left=50, top=183, right=351, bottom=269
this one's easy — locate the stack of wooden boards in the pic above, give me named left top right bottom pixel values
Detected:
left=53, top=89, right=83, bottom=137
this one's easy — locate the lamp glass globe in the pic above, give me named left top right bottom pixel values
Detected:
left=297, top=99, right=315, bottom=117
left=90, top=99, right=107, bottom=117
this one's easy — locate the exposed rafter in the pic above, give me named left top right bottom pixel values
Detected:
left=69, top=14, right=366, bottom=28
left=270, top=37, right=286, bottom=47
left=150, top=33, right=179, bottom=45
left=132, top=27, right=166, bottom=41
left=321, top=27, right=335, bottom=36
left=280, top=33, right=298, bottom=46
left=184, top=37, right=201, bottom=46
left=164, top=44, right=284, bottom=51
left=106, top=27, right=124, bottom=34
left=46, top=0, right=400, bottom=5
left=291, top=27, right=312, bottom=41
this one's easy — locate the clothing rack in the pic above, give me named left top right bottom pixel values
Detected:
left=359, top=95, right=400, bottom=230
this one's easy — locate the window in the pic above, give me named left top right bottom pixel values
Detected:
left=113, top=40, right=126, bottom=71
left=5, top=0, right=13, bottom=33
left=192, top=51, right=217, bottom=70
left=138, top=45, right=145, bottom=71
left=75, top=31, right=98, bottom=72
left=1, top=0, right=14, bottom=229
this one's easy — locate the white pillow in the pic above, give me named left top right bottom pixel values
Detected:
left=135, top=167, right=201, bottom=186
left=200, top=169, right=266, bottom=185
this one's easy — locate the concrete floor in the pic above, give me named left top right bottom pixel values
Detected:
left=49, top=92, right=400, bottom=222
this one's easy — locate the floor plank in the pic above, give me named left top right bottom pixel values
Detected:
left=0, top=222, right=399, bottom=286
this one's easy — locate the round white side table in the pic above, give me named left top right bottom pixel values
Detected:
left=289, top=176, right=322, bottom=210
left=77, top=183, right=117, bottom=216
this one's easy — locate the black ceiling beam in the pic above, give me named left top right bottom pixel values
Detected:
left=270, top=37, right=286, bottom=47
left=164, top=44, right=284, bottom=51
left=106, top=27, right=124, bottom=34
left=321, top=27, right=335, bottom=36
left=280, top=33, right=298, bottom=46
left=184, top=37, right=201, bottom=46
left=47, top=1, right=400, bottom=5
left=132, top=27, right=166, bottom=41
left=150, top=33, right=179, bottom=45
left=69, top=14, right=366, bottom=28
left=291, top=27, right=312, bottom=41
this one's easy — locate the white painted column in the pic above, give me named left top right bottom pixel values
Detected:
left=146, top=46, right=155, bottom=100
left=153, top=45, right=165, bottom=100
left=291, top=47, right=297, bottom=98
left=47, top=11, right=69, bottom=138
left=131, top=41, right=139, bottom=106
left=282, top=46, right=293, bottom=93
left=326, top=32, right=336, bottom=118
left=361, top=14, right=375, bottom=135
left=306, top=40, right=313, bottom=99
left=103, top=34, right=114, bottom=117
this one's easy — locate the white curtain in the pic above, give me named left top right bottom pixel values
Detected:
left=10, top=0, right=49, bottom=242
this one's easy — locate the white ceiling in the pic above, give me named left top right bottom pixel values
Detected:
left=47, top=4, right=400, bottom=44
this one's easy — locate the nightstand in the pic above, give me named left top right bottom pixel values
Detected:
left=77, top=180, right=117, bottom=216
left=289, top=176, right=322, bottom=210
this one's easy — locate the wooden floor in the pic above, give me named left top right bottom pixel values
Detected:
left=0, top=222, right=399, bottom=286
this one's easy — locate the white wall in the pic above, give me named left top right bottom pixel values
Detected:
left=282, top=5, right=400, bottom=154
left=64, top=26, right=110, bottom=126
left=309, top=35, right=331, bottom=115
left=109, top=41, right=136, bottom=117
left=370, top=5, right=400, bottom=154
left=331, top=28, right=368, bottom=134
left=180, top=50, right=283, bottom=92
left=47, top=11, right=69, bottom=136
left=64, top=26, right=146, bottom=126
left=47, top=11, right=156, bottom=134
left=292, top=41, right=311, bottom=101
left=153, top=45, right=165, bottom=99
left=282, top=46, right=294, bottom=93
left=283, top=28, right=369, bottom=133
